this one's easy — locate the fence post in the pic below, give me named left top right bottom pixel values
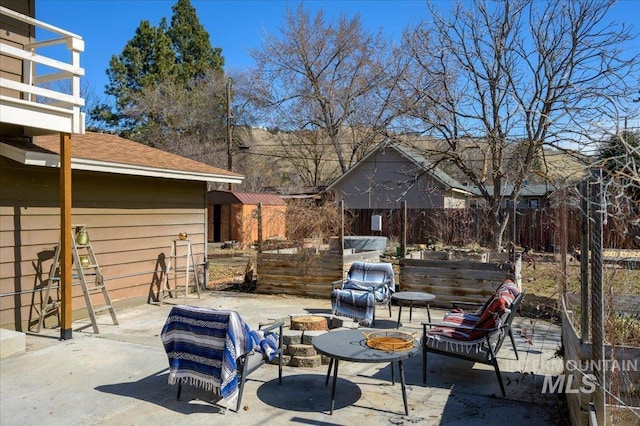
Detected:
left=590, top=168, right=605, bottom=425
left=560, top=187, right=568, bottom=298
left=580, top=180, right=590, bottom=342
left=400, top=201, right=407, bottom=257
left=339, top=200, right=344, bottom=256
left=257, top=202, right=263, bottom=253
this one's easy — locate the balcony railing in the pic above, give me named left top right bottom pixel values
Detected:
left=0, top=5, right=85, bottom=135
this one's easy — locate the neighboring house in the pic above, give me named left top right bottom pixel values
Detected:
left=326, top=141, right=471, bottom=210
left=0, top=132, right=243, bottom=330
left=466, top=183, right=555, bottom=209
left=207, top=191, right=287, bottom=246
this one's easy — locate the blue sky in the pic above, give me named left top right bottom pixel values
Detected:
left=35, top=0, right=640, bottom=105
left=35, top=0, right=429, bottom=94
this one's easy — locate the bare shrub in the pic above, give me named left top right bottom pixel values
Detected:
left=285, top=200, right=344, bottom=247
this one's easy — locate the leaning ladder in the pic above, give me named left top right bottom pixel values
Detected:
left=36, top=225, right=118, bottom=333
left=159, top=238, right=201, bottom=304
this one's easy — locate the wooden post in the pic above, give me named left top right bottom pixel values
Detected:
left=580, top=180, right=590, bottom=342
left=339, top=200, right=344, bottom=256
left=60, top=133, right=72, bottom=340
left=257, top=202, right=263, bottom=252
left=400, top=200, right=407, bottom=257
left=560, top=187, right=568, bottom=298
left=590, top=169, right=605, bottom=424
left=227, top=78, right=233, bottom=191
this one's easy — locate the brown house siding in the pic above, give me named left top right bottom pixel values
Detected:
left=0, top=156, right=207, bottom=330
left=0, top=1, right=34, bottom=87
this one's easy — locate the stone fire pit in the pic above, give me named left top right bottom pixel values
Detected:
left=272, top=314, right=359, bottom=368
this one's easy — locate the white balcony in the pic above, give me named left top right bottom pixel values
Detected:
left=0, top=5, right=85, bottom=136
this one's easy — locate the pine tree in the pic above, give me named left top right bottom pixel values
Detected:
left=599, top=131, right=639, bottom=176
left=94, top=0, right=224, bottom=135
left=168, top=0, right=224, bottom=82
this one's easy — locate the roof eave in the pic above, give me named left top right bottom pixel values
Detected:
left=451, top=187, right=473, bottom=196
left=0, top=143, right=244, bottom=184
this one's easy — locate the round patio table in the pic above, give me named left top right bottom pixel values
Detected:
left=312, top=329, right=420, bottom=415
left=392, top=291, right=436, bottom=328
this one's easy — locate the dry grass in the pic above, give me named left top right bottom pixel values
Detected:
left=207, top=247, right=256, bottom=289
left=519, top=254, right=640, bottom=346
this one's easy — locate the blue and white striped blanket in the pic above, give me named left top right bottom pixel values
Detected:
left=331, top=288, right=376, bottom=326
left=331, top=262, right=395, bottom=326
left=160, top=305, right=278, bottom=406
left=345, top=261, right=396, bottom=297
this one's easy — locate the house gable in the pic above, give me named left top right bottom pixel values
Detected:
left=329, top=145, right=450, bottom=209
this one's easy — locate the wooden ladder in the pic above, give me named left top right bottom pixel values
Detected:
left=159, top=238, right=201, bottom=304
left=35, top=225, right=118, bottom=333
left=34, top=243, right=62, bottom=332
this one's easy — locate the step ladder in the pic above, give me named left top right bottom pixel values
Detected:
left=35, top=225, right=118, bottom=333
left=159, top=238, right=201, bottom=305
left=33, top=244, right=62, bottom=332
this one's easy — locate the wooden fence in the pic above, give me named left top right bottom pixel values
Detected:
left=256, top=249, right=380, bottom=298
left=399, top=252, right=521, bottom=308
left=345, top=207, right=638, bottom=251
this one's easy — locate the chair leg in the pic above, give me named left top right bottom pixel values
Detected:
left=236, top=356, right=251, bottom=412
left=176, top=381, right=182, bottom=399
left=508, top=327, right=519, bottom=360
left=422, top=325, right=427, bottom=384
left=492, top=358, right=506, bottom=397
left=236, top=374, right=246, bottom=412
left=278, top=331, right=283, bottom=385
left=486, top=336, right=506, bottom=397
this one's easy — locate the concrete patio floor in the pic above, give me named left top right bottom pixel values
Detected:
left=0, top=291, right=567, bottom=425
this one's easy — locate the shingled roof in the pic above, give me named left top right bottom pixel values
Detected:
left=0, top=132, right=244, bottom=184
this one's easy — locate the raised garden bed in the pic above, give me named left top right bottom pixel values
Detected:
left=256, top=249, right=381, bottom=298
left=399, top=251, right=521, bottom=308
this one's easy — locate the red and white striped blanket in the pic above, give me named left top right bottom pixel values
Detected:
left=426, top=280, right=520, bottom=352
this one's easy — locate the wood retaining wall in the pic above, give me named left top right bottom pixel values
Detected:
left=256, top=250, right=380, bottom=298
left=562, top=308, right=588, bottom=425
left=562, top=300, right=640, bottom=425
left=399, top=253, right=521, bottom=308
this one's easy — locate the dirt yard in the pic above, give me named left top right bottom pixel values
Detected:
left=207, top=247, right=257, bottom=291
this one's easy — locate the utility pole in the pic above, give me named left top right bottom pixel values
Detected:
left=227, top=78, right=233, bottom=190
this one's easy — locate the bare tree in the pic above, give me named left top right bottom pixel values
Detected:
left=247, top=4, right=403, bottom=185
left=398, top=0, right=637, bottom=250
left=125, top=70, right=229, bottom=169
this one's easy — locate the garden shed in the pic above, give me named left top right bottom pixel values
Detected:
left=207, top=190, right=287, bottom=247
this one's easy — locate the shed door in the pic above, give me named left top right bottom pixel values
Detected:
left=213, top=204, right=222, bottom=242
